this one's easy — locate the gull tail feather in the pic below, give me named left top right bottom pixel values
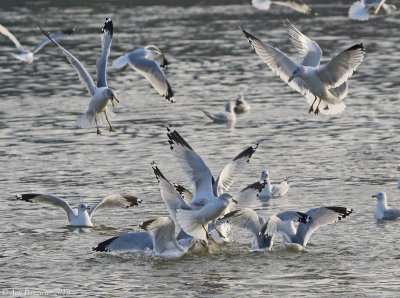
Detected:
left=176, top=209, right=207, bottom=241
left=76, top=111, right=96, bottom=128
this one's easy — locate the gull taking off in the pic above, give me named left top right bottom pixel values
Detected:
left=251, top=0, right=316, bottom=15
left=241, top=21, right=365, bottom=115
left=16, top=193, right=141, bottom=227
left=112, top=45, right=175, bottom=103
left=349, top=0, right=397, bottom=21
left=372, top=192, right=400, bottom=220
left=38, top=18, right=119, bottom=134
left=0, top=24, right=74, bottom=63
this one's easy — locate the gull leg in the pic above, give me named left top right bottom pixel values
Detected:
left=314, top=98, right=322, bottom=115
left=213, top=222, right=225, bottom=239
left=309, top=96, right=317, bottom=114
left=104, top=111, right=116, bottom=132
left=95, top=118, right=102, bottom=135
left=202, top=224, right=210, bottom=240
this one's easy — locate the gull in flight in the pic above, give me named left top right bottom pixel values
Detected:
left=259, top=170, right=292, bottom=198
left=203, top=101, right=237, bottom=125
left=233, top=94, right=251, bottom=114
left=372, top=192, right=400, bottom=220
left=260, top=206, right=353, bottom=250
left=38, top=18, right=119, bottom=134
left=0, top=24, right=74, bottom=63
left=220, top=208, right=311, bottom=251
left=113, top=45, right=175, bottom=103
left=349, top=0, right=397, bottom=21
left=16, top=193, right=141, bottom=227
left=241, top=21, right=365, bottom=115
left=251, top=0, right=316, bottom=16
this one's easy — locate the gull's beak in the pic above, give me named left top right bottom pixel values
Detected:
left=371, top=195, right=377, bottom=198
left=231, top=198, right=238, bottom=204
left=86, top=206, right=90, bottom=211
left=288, top=75, right=294, bottom=83
left=110, top=96, right=119, bottom=107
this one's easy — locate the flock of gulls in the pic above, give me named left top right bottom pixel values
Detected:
left=1, top=0, right=399, bottom=259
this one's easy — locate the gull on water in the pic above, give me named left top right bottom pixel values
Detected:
left=260, top=206, right=353, bottom=250
left=251, top=0, right=316, bottom=15
left=220, top=208, right=311, bottom=251
left=233, top=94, right=251, bottom=114
left=0, top=24, right=74, bottom=63
left=112, top=45, right=175, bottom=103
left=349, top=0, right=397, bottom=21
left=372, top=192, right=400, bottom=220
left=259, top=170, right=292, bottom=199
left=38, top=18, right=119, bottom=134
left=203, top=101, right=237, bottom=125
left=16, top=193, right=141, bottom=227
left=241, top=21, right=365, bottom=115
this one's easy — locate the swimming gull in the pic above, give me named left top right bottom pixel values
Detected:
left=349, top=0, right=397, bottom=21
left=38, top=18, right=119, bottom=134
left=260, top=206, right=353, bottom=250
left=221, top=208, right=311, bottom=251
left=372, top=192, right=400, bottom=220
left=203, top=101, right=237, bottom=124
left=112, top=45, right=175, bottom=103
left=234, top=94, right=251, bottom=114
left=241, top=21, right=365, bottom=115
left=16, top=193, right=141, bottom=227
left=251, top=0, right=316, bottom=15
left=0, top=24, right=74, bottom=63
left=259, top=170, right=292, bottom=198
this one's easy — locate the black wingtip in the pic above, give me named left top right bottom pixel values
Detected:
left=139, top=218, right=157, bottom=230
left=165, top=81, right=175, bottom=103
left=232, top=144, right=258, bottom=162
left=345, top=43, right=365, bottom=53
left=17, top=193, right=39, bottom=203
left=167, top=128, right=194, bottom=151
left=152, top=163, right=166, bottom=183
left=102, top=18, right=113, bottom=37
left=326, top=206, right=354, bottom=219
left=92, top=236, right=118, bottom=252
left=122, top=195, right=141, bottom=207
left=296, top=212, right=312, bottom=224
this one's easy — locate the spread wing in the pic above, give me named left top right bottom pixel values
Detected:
left=233, top=180, right=267, bottom=206
left=220, top=208, right=265, bottom=236
left=89, top=194, right=141, bottom=218
left=0, top=24, right=24, bottom=51
left=173, top=183, right=194, bottom=205
left=38, top=27, right=96, bottom=96
left=31, top=28, right=75, bottom=54
left=96, top=18, right=113, bottom=88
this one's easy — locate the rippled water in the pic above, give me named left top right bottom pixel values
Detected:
left=1, top=0, right=400, bottom=296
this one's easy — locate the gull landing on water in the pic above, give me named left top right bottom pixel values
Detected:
left=251, top=0, right=316, bottom=16
left=38, top=18, right=119, bottom=135
left=113, top=45, right=175, bottom=103
left=16, top=193, right=141, bottom=227
left=0, top=24, right=74, bottom=63
left=241, top=21, right=365, bottom=115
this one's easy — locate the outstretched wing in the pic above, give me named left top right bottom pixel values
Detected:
left=233, top=180, right=267, bottom=206
left=16, top=193, right=74, bottom=221
left=260, top=210, right=311, bottom=236
left=167, top=126, right=214, bottom=206
left=284, top=20, right=322, bottom=67
left=31, top=28, right=75, bottom=54
left=89, top=194, right=141, bottom=217
left=295, top=206, right=353, bottom=247
left=173, top=183, right=194, bottom=205
left=38, top=27, right=96, bottom=96
left=0, top=24, right=24, bottom=51
left=220, top=208, right=265, bottom=236
left=273, top=1, right=314, bottom=15
left=213, top=144, right=258, bottom=196
left=317, top=43, right=365, bottom=89
left=96, top=18, right=113, bottom=88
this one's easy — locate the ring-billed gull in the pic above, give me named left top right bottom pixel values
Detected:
left=233, top=94, right=250, bottom=114
left=241, top=21, right=365, bottom=115
left=259, top=170, right=292, bottom=198
left=113, top=45, right=174, bottom=103
left=16, top=193, right=141, bottom=227
left=38, top=18, right=119, bottom=134
left=220, top=208, right=311, bottom=251
left=251, top=0, right=316, bottom=15
left=349, top=0, right=397, bottom=21
left=372, top=192, right=400, bottom=220
left=0, top=24, right=74, bottom=63
left=260, top=206, right=353, bottom=250
left=203, top=101, right=237, bottom=124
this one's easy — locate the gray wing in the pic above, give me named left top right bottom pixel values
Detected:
left=317, top=44, right=365, bottom=89
left=260, top=210, right=311, bottom=236
left=96, top=18, right=113, bottom=88
left=234, top=180, right=267, bottom=206
left=383, top=208, right=400, bottom=220
left=241, top=28, right=310, bottom=97
left=220, top=208, right=265, bottom=236
left=173, top=183, right=194, bottom=205
left=31, top=28, right=75, bottom=54
left=92, top=231, right=153, bottom=252
left=167, top=126, right=214, bottom=205
left=213, top=144, right=258, bottom=196
left=128, top=52, right=174, bottom=103
left=17, top=193, right=74, bottom=221
left=152, top=163, right=190, bottom=224
left=295, top=206, right=353, bottom=247
left=38, top=27, right=96, bottom=96
left=0, top=24, right=24, bottom=51
left=88, top=194, right=141, bottom=218
left=284, top=20, right=322, bottom=67
left=273, top=0, right=314, bottom=15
